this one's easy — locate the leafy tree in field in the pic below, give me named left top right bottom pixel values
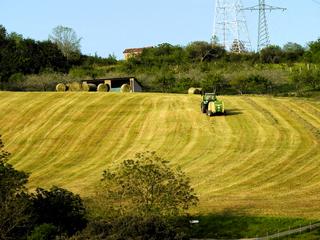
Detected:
left=155, top=43, right=181, bottom=57
left=130, top=43, right=188, bottom=68
left=49, top=25, right=82, bottom=61
left=32, top=186, right=87, bottom=236
left=186, top=41, right=212, bottom=62
left=283, top=42, right=305, bottom=62
left=0, top=135, right=31, bottom=240
left=95, top=151, right=198, bottom=218
left=88, top=151, right=196, bottom=239
left=260, top=45, right=283, bottom=63
left=305, top=38, right=320, bottom=63
left=201, top=44, right=226, bottom=61
left=247, top=74, right=272, bottom=93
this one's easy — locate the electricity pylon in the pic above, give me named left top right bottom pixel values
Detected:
left=213, top=0, right=252, bottom=53
left=242, top=0, right=286, bottom=51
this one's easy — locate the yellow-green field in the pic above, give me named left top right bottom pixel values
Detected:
left=0, top=92, right=320, bottom=219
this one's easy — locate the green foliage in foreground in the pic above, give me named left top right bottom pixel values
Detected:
left=27, top=224, right=58, bottom=240
left=32, top=186, right=87, bottom=236
left=76, top=215, right=191, bottom=240
left=1, top=134, right=319, bottom=239
left=81, top=152, right=199, bottom=239
left=0, top=135, right=31, bottom=239
left=0, top=135, right=87, bottom=239
left=93, top=151, right=198, bottom=218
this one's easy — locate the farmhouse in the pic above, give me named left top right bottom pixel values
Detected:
left=123, top=47, right=152, bottom=60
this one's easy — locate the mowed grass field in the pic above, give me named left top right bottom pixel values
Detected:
left=0, top=92, right=320, bottom=219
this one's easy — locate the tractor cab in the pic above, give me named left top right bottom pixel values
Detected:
left=201, top=93, right=225, bottom=116
left=203, top=93, right=217, bottom=102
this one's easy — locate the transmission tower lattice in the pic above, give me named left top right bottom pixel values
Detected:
left=242, top=0, right=286, bottom=51
left=213, top=0, right=252, bottom=53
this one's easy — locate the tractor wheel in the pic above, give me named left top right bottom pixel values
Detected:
left=201, top=103, right=207, bottom=113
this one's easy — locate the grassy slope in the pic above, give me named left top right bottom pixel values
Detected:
left=0, top=92, right=320, bottom=219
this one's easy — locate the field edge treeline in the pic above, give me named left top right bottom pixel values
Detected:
left=0, top=24, right=320, bottom=96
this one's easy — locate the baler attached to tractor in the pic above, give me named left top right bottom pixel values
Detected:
left=201, top=93, right=225, bottom=116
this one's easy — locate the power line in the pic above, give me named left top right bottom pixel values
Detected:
left=213, top=0, right=252, bottom=53
left=242, top=0, right=286, bottom=51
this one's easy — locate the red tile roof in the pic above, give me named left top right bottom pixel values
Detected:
left=123, top=47, right=153, bottom=54
left=123, top=48, right=144, bottom=54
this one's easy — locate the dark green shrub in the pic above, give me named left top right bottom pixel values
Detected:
left=260, top=45, right=283, bottom=64
left=0, top=135, right=32, bottom=239
left=107, top=215, right=189, bottom=240
left=32, top=186, right=87, bottom=236
left=27, top=224, right=58, bottom=240
left=294, top=67, right=320, bottom=90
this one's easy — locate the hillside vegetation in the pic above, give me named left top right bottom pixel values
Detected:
left=1, top=23, right=320, bottom=95
left=0, top=92, right=320, bottom=219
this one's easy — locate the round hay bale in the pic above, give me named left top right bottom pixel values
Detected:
left=188, top=87, right=196, bottom=94
left=69, top=82, right=82, bottom=91
left=188, top=87, right=202, bottom=95
left=120, top=84, right=131, bottom=93
left=56, top=83, right=67, bottom=92
left=82, top=83, right=97, bottom=92
left=97, top=83, right=107, bottom=92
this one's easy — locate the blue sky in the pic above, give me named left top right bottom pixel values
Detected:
left=0, top=0, right=319, bottom=59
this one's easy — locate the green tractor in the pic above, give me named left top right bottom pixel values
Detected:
left=201, top=93, right=225, bottom=116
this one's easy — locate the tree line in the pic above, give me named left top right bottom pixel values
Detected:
left=0, top=25, right=68, bottom=81
left=1, top=23, right=320, bottom=94
left=0, top=25, right=116, bottom=91
left=122, top=41, right=320, bottom=94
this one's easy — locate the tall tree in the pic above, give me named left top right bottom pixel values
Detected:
left=283, top=42, right=305, bottom=62
left=49, top=25, right=82, bottom=61
left=260, top=45, right=283, bottom=63
left=32, top=186, right=87, bottom=236
left=95, top=151, right=198, bottom=218
left=305, top=38, right=320, bottom=63
left=186, top=41, right=212, bottom=62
